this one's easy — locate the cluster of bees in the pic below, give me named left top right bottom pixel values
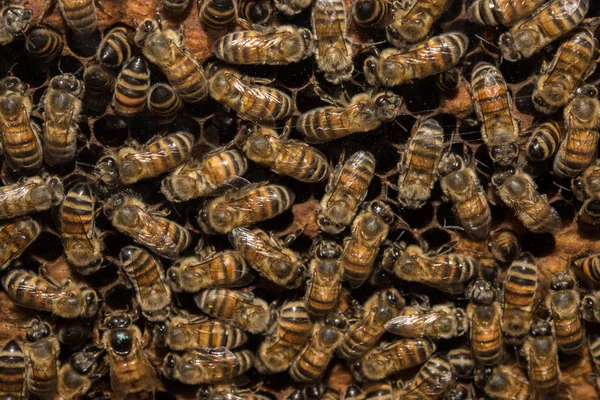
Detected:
left=0, top=0, right=600, bottom=398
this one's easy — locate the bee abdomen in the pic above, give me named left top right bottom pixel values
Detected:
left=113, top=56, right=150, bottom=117
left=527, top=121, right=562, bottom=161
left=148, top=83, right=182, bottom=123
left=200, top=0, right=236, bottom=31
left=26, top=26, right=63, bottom=60
left=352, top=0, right=389, bottom=27
left=0, top=340, right=26, bottom=397
left=98, top=26, right=131, bottom=67
left=467, top=0, right=498, bottom=25
left=162, top=0, right=190, bottom=14
left=167, top=56, right=208, bottom=103
left=58, top=0, right=98, bottom=34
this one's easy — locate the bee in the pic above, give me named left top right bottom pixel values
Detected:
left=576, top=198, right=600, bottom=232
left=256, top=301, right=312, bottom=374
left=103, top=193, right=191, bottom=259
left=41, top=73, right=83, bottom=166
left=311, top=0, right=353, bottom=84
left=96, top=132, right=194, bottom=186
left=0, top=217, right=41, bottom=271
left=478, top=365, right=530, bottom=400
left=101, top=313, right=159, bottom=399
left=467, top=0, right=545, bottom=26
left=494, top=169, right=562, bottom=233
left=155, top=312, right=248, bottom=351
left=397, top=118, right=444, bottom=209
left=471, top=62, right=520, bottom=166
left=162, top=148, right=248, bottom=202
left=120, top=246, right=171, bottom=322
left=112, top=55, right=151, bottom=117
left=574, top=253, right=600, bottom=285
left=161, top=0, right=191, bottom=14
left=2, top=269, right=99, bottom=319
left=533, top=29, right=598, bottom=114
left=135, top=19, right=208, bottom=103
left=385, top=304, right=469, bottom=340
left=83, top=64, right=115, bottom=113
left=147, top=83, right=182, bottom=124
left=571, top=159, right=600, bottom=201
left=354, top=338, right=436, bottom=381
left=522, top=320, right=561, bottom=399
left=443, top=383, right=476, bottom=400
left=0, top=76, right=43, bottom=172
left=318, top=151, right=376, bottom=234
left=337, top=288, right=405, bottom=360
left=58, top=346, right=107, bottom=400
left=163, top=348, right=254, bottom=385
left=24, top=320, right=60, bottom=399
left=229, top=227, right=305, bottom=289
left=397, top=356, right=456, bottom=399
left=276, top=0, right=312, bottom=15
left=25, top=25, right=64, bottom=60
left=0, top=340, right=25, bottom=399
left=364, top=33, right=469, bottom=87
left=438, top=153, right=491, bottom=239
left=238, top=0, right=274, bottom=24
left=194, top=288, right=271, bottom=333
left=205, top=385, right=275, bottom=400
left=553, top=86, right=600, bottom=178
left=0, top=175, right=64, bottom=220
left=582, top=291, right=600, bottom=323
left=97, top=26, right=132, bottom=67
left=546, top=274, right=584, bottom=355
left=198, top=182, right=295, bottom=235
left=206, top=64, right=293, bottom=124
left=236, top=124, right=329, bottom=183
left=386, top=0, right=454, bottom=47
left=58, top=0, right=97, bottom=34
left=199, top=0, right=236, bottom=38
left=447, top=347, right=475, bottom=378
left=340, top=201, right=394, bottom=288
left=467, top=280, right=505, bottom=366
left=590, top=336, right=600, bottom=388
left=305, top=239, right=343, bottom=317
left=526, top=121, right=563, bottom=161
left=289, top=315, right=346, bottom=382
left=351, top=0, right=390, bottom=28
left=213, top=25, right=313, bottom=65
left=499, top=0, right=589, bottom=62
left=501, top=254, right=539, bottom=345
left=0, top=3, right=32, bottom=46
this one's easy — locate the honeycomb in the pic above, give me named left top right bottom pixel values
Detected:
left=0, top=0, right=600, bottom=398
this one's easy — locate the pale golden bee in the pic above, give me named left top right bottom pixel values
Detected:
left=468, top=0, right=545, bottom=26
left=396, top=355, right=456, bottom=399
left=0, top=216, right=41, bottom=271
left=0, top=3, right=32, bottom=46
left=276, top=0, right=312, bottom=15
left=58, top=0, right=97, bottom=34
left=546, top=274, right=584, bottom=355
left=571, top=159, right=600, bottom=201
left=526, top=121, right=564, bottom=161
left=58, top=346, right=107, bottom=400
left=25, top=25, right=64, bottom=61
left=385, top=304, right=469, bottom=340
left=304, top=239, right=343, bottom=317
left=0, top=340, right=26, bottom=399
left=522, top=320, right=561, bottom=399
left=467, top=280, right=505, bottom=366
left=386, top=0, right=453, bottom=47
left=112, top=55, right=150, bottom=117
left=24, top=320, right=60, bottom=400
left=0, top=175, right=64, bottom=220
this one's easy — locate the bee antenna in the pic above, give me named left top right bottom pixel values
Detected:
left=475, top=34, right=500, bottom=50
left=392, top=119, right=408, bottom=133
left=552, top=181, right=572, bottom=192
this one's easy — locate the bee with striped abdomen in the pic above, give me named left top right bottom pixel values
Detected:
left=590, top=336, right=600, bottom=391
left=199, top=0, right=236, bottom=38
left=448, top=347, right=475, bottom=378
left=112, top=55, right=150, bottom=117
left=163, top=348, right=254, bottom=384
left=385, top=303, right=469, bottom=340
left=478, top=365, right=530, bottom=400
left=576, top=198, right=600, bottom=232
left=238, top=0, right=274, bottom=23
left=0, top=175, right=64, bottom=220
left=304, top=239, right=343, bottom=317
left=25, top=320, right=60, bottom=400
left=523, top=320, right=561, bottom=399
left=467, top=280, right=505, bottom=365
left=572, top=159, right=600, bottom=201
left=147, top=83, right=182, bottom=124
left=0, top=340, right=26, bottom=399
left=526, top=121, right=563, bottom=161
left=97, top=26, right=132, bottom=67
left=489, top=229, right=519, bottom=264
left=351, top=0, right=390, bottom=27
left=396, top=355, right=456, bottom=399
left=58, top=0, right=97, bottom=34
left=0, top=2, right=32, bottom=46
left=161, top=0, right=190, bottom=14
left=25, top=25, right=63, bottom=60
left=276, top=0, right=311, bottom=15
left=58, top=346, right=107, bottom=400
left=467, top=0, right=545, bottom=26
left=574, top=253, right=600, bottom=285
left=386, top=0, right=454, bottom=47
left=546, top=273, right=584, bottom=355
left=0, top=217, right=41, bottom=271
left=83, top=63, right=115, bottom=113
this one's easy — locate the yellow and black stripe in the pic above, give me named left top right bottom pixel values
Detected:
left=113, top=56, right=150, bottom=117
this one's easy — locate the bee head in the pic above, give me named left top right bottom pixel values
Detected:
left=162, top=353, right=177, bottom=380
left=103, top=193, right=126, bottom=219
left=96, top=156, right=119, bottom=186
left=134, top=19, right=159, bottom=47
left=26, top=320, right=51, bottom=342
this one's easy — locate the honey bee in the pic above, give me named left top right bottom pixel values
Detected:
left=363, top=33, right=469, bottom=87
left=135, top=19, right=208, bottom=103
left=256, top=300, right=312, bottom=374
left=198, top=182, right=295, bottom=235
left=354, top=338, right=436, bottom=381
left=120, top=246, right=171, bottom=322
left=96, top=132, right=194, bottom=186
left=236, top=124, right=329, bottom=183
left=443, top=383, right=475, bottom=400
left=386, top=0, right=453, bottom=47
left=318, top=151, right=376, bottom=234
left=155, top=312, right=249, bottom=351
left=546, top=273, right=584, bottom=355
left=60, top=183, right=103, bottom=273
left=101, top=312, right=159, bottom=399
left=311, top=0, right=353, bottom=83
left=83, top=63, right=115, bottom=113
left=2, top=269, right=99, bottom=319
left=467, top=280, right=505, bottom=366
left=289, top=315, right=346, bottom=382
left=206, top=64, right=293, bottom=124
left=571, top=159, right=600, bottom=201
left=25, top=25, right=64, bottom=60
left=24, top=320, right=60, bottom=399
left=162, top=148, right=248, bottom=202
left=553, top=86, right=600, bottom=178
left=229, top=227, right=305, bottom=289
left=337, top=288, right=405, bottom=360
left=501, top=254, right=539, bottom=345
left=494, top=169, right=562, bottom=233
left=204, top=385, right=275, bottom=400
left=0, top=2, right=32, bottom=46
left=0, top=340, right=25, bottom=399
left=582, top=291, right=600, bottom=323
left=0, top=76, right=43, bottom=172
left=340, top=201, right=393, bottom=288
left=147, top=83, right=182, bottom=124
left=304, top=239, right=342, bottom=317
left=351, top=0, right=390, bottom=27
left=447, top=347, right=475, bottom=378
left=194, top=288, right=271, bottom=333
left=471, top=62, right=520, bottom=166
left=397, top=355, right=456, bottom=399
left=478, top=365, right=530, bottom=400
left=161, top=0, right=190, bottom=14
left=0, top=175, right=64, bottom=220
left=385, top=304, right=469, bottom=340
left=438, top=153, right=491, bottom=239
left=397, top=118, right=444, bottom=209
left=276, top=0, right=312, bottom=15
left=199, top=0, right=236, bottom=37
left=112, top=55, right=150, bottom=117
left=499, top=0, right=589, bottom=62
left=590, top=336, right=600, bottom=389
left=467, top=0, right=545, bottom=26
left=574, top=253, right=600, bottom=285
left=41, top=73, right=83, bottom=166
left=0, top=217, right=41, bottom=271
left=576, top=198, right=600, bottom=232
left=526, top=121, right=563, bottom=161
left=58, top=346, right=107, bottom=400
left=103, top=193, right=191, bottom=259
left=533, top=29, right=598, bottom=114
left=238, top=0, right=274, bottom=24
left=523, top=320, right=561, bottom=399
left=97, top=26, right=132, bottom=67
left=163, top=348, right=254, bottom=384
left=58, top=0, right=97, bottom=34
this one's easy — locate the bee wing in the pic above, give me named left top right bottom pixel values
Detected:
left=389, top=38, right=456, bottom=65
left=187, top=257, right=254, bottom=288
left=230, top=227, right=290, bottom=262
left=188, top=347, right=240, bottom=370
left=384, top=311, right=446, bottom=336
left=219, top=30, right=294, bottom=63
left=511, top=179, right=562, bottom=233
left=0, top=179, right=39, bottom=204
left=400, top=360, right=455, bottom=399
left=312, top=0, right=348, bottom=55
left=329, top=150, right=374, bottom=195
left=123, top=144, right=186, bottom=167
left=528, top=0, right=588, bottom=27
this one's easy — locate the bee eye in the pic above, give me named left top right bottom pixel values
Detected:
left=366, top=60, right=377, bottom=74
left=168, top=269, right=178, bottom=282
left=387, top=26, right=400, bottom=40
left=166, top=354, right=176, bottom=367
left=85, top=293, right=96, bottom=305
left=375, top=96, right=388, bottom=107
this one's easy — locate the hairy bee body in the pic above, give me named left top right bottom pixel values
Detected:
left=386, top=0, right=453, bottom=47
left=163, top=348, right=254, bottom=384
left=590, top=336, right=600, bottom=381
left=398, top=356, right=456, bottom=399
left=364, top=33, right=469, bottom=87
left=305, top=240, right=342, bottom=317
left=448, top=347, right=475, bottom=378
left=0, top=217, right=41, bottom=270
left=58, top=0, right=97, bottom=34
left=385, top=304, right=469, bottom=340
left=467, top=281, right=505, bottom=365
left=482, top=366, right=530, bottom=400
left=318, top=151, right=376, bottom=234
left=0, top=340, right=25, bottom=399
left=0, top=4, right=32, bottom=46
left=112, top=56, right=150, bottom=117
left=83, top=64, right=114, bottom=113
left=546, top=274, right=584, bottom=355
left=526, top=121, right=563, bottom=161
left=98, top=26, right=131, bottom=67
left=398, top=118, right=444, bottom=208
left=147, top=83, right=182, bottom=124
left=489, top=229, right=519, bottom=264
left=351, top=0, right=390, bottom=27
left=576, top=198, right=600, bottom=232
left=574, top=253, right=600, bottom=285
left=523, top=321, right=561, bottom=399
left=468, top=0, right=546, bottom=26
left=276, top=0, right=312, bottom=15
left=162, top=0, right=191, bottom=14
left=26, top=25, right=63, bottom=60
left=25, top=321, right=60, bottom=399
left=499, top=0, right=589, bottom=61
left=199, top=0, right=236, bottom=36
left=238, top=0, right=274, bottom=23
left=0, top=175, right=64, bottom=220
left=58, top=347, right=106, bottom=400
left=572, top=159, right=600, bottom=201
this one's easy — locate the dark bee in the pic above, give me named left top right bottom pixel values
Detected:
left=25, top=320, right=60, bottom=399
left=577, top=198, right=600, bottom=232
left=526, top=121, right=563, bottom=162
left=25, top=25, right=64, bottom=60
left=351, top=0, right=390, bottom=28
left=58, top=0, right=98, bottom=34
left=161, top=0, right=191, bottom=15
left=0, top=340, right=26, bottom=399
left=238, top=0, right=274, bottom=24
left=147, top=83, right=182, bottom=124
left=523, top=320, right=561, bottom=399
left=397, top=355, right=456, bottom=399
left=97, top=26, right=132, bottom=68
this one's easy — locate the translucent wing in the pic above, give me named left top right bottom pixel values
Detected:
left=218, top=30, right=295, bottom=64
left=511, top=177, right=562, bottom=232
left=187, top=347, right=240, bottom=371
left=329, top=151, right=374, bottom=195
left=0, top=179, right=40, bottom=209
left=229, top=227, right=291, bottom=265
left=385, top=310, right=449, bottom=337
left=389, top=37, right=457, bottom=65
left=525, top=0, right=588, bottom=28
left=313, top=0, right=348, bottom=56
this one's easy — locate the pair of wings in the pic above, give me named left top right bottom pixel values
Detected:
left=515, top=0, right=589, bottom=33
left=178, top=251, right=254, bottom=288
left=312, top=0, right=349, bottom=56
left=328, top=151, right=375, bottom=196
left=384, top=33, right=465, bottom=66
left=384, top=310, right=453, bottom=337
left=215, top=29, right=298, bottom=64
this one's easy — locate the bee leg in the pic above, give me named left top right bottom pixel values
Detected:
left=310, top=77, right=345, bottom=106
left=279, top=228, right=304, bottom=247
left=242, top=75, right=276, bottom=85
left=281, top=118, right=293, bottom=139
